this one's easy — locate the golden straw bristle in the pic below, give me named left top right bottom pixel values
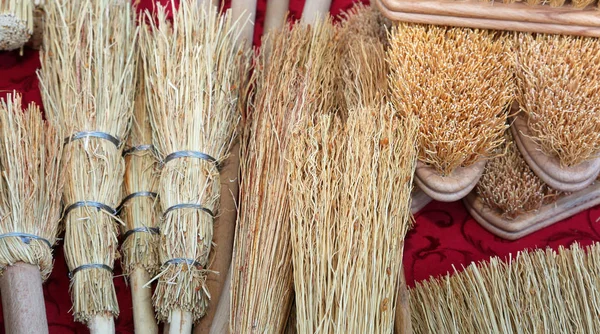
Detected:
left=38, top=0, right=138, bottom=323
left=0, top=92, right=64, bottom=280
left=230, top=17, right=335, bottom=333
left=388, top=24, right=513, bottom=176
left=141, top=0, right=248, bottom=322
left=476, top=131, right=561, bottom=219
left=0, top=0, right=33, bottom=51
left=515, top=33, right=600, bottom=167
left=411, top=243, right=600, bottom=334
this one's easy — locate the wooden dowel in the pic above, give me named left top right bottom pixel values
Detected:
left=375, top=0, right=600, bottom=38
left=0, top=263, right=48, bottom=334
left=131, top=268, right=158, bottom=334
left=169, top=309, right=193, bottom=334
left=209, top=268, right=231, bottom=334
left=88, top=314, right=115, bottom=334
left=379, top=0, right=600, bottom=27
left=264, top=0, right=290, bottom=32
left=301, top=0, right=332, bottom=25
left=231, top=0, right=258, bottom=49
left=395, top=267, right=412, bottom=334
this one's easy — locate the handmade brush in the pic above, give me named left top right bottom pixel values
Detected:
left=37, top=0, right=138, bottom=331
left=119, top=69, right=160, bottom=333
left=387, top=24, right=513, bottom=203
left=411, top=242, right=600, bottom=333
left=0, top=0, right=33, bottom=50
left=512, top=32, right=600, bottom=192
left=230, top=21, right=315, bottom=334
left=0, top=93, right=63, bottom=334
left=140, top=1, right=247, bottom=332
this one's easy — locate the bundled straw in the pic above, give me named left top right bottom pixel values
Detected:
left=141, top=0, right=247, bottom=323
left=411, top=242, right=600, bottom=333
left=477, top=131, right=561, bottom=219
left=38, top=0, right=138, bottom=323
left=0, top=93, right=63, bottom=280
left=0, top=0, right=33, bottom=50
left=388, top=24, right=513, bottom=175
left=230, top=21, right=317, bottom=333
left=515, top=33, right=600, bottom=167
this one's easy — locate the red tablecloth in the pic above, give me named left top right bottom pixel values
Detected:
left=1, top=0, right=599, bottom=332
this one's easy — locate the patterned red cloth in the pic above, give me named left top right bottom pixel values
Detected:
left=0, top=0, right=598, bottom=332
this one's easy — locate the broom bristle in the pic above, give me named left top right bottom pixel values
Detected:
left=38, top=0, right=138, bottom=323
left=388, top=24, right=514, bottom=176
left=515, top=33, right=600, bottom=167
left=0, top=0, right=33, bottom=51
left=141, top=0, right=248, bottom=322
left=476, top=131, right=561, bottom=219
left=411, top=243, right=600, bottom=333
left=0, top=93, right=64, bottom=280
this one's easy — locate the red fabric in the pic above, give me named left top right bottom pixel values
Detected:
left=1, top=0, right=598, bottom=332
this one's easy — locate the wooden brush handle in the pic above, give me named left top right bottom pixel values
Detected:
left=209, top=268, right=231, bottom=334
left=131, top=268, right=158, bottom=334
left=231, top=0, right=258, bottom=48
left=375, top=0, right=600, bottom=37
left=380, top=0, right=600, bottom=27
left=0, top=263, right=48, bottom=334
left=301, top=0, right=333, bottom=25
left=264, top=0, right=290, bottom=32
left=169, top=309, right=193, bottom=334
left=395, top=267, right=412, bottom=334
left=88, top=314, right=115, bottom=334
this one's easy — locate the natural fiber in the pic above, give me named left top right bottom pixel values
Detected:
left=141, top=0, right=248, bottom=322
left=515, top=33, right=600, bottom=167
left=38, top=0, right=137, bottom=323
left=388, top=24, right=513, bottom=176
left=0, top=0, right=33, bottom=51
left=120, top=69, right=160, bottom=277
left=0, top=93, right=63, bottom=280
left=481, top=0, right=596, bottom=7
left=411, top=242, right=600, bottom=334
left=230, top=20, right=324, bottom=333
left=476, top=131, right=561, bottom=219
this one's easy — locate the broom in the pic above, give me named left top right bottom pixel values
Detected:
left=387, top=23, right=513, bottom=202
left=512, top=32, right=600, bottom=192
left=37, top=0, right=138, bottom=331
left=119, top=68, right=160, bottom=334
left=140, top=1, right=247, bottom=332
left=230, top=21, right=316, bottom=334
left=411, top=242, right=600, bottom=333
left=0, top=0, right=33, bottom=51
left=0, top=93, right=64, bottom=334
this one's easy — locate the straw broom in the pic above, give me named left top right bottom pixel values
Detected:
left=230, top=21, right=316, bottom=334
left=0, top=93, right=64, bottom=334
left=0, top=0, right=33, bottom=51
left=140, top=1, right=247, bottom=331
left=411, top=242, right=600, bottom=333
left=119, top=68, right=160, bottom=334
left=37, top=0, right=138, bottom=330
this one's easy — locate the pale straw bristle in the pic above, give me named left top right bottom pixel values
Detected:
left=231, top=18, right=335, bottom=333
left=0, top=92, right=64, bottom=280
left=141, top=0, right=248, bottom=322
left=0, top=0, right=33, bottom=50
left=515, top=33, right=600, bottom=167
left=388, top=24, right=513, bottom=176
left=411, top=243, right=600, bottom=333
left=476, top=131, right=561, bottom=219
left=38, top=0, right=138, bottom=323
left=119, top=68, right=160, bottom=277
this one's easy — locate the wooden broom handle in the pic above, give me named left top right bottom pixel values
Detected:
left=395, top=266, right=412, bottom=334
left=131, top=268, right=158, bottom=333
left=231, top=0, right=258, bottom=49
left=88, top=314, right=115, bottom=334
left=375, top=0, right=600, bottom=38
left=209, top=267, right=232, bottom=334
left=301, top=0, right=333, bottom=25
left=0, top=262, right=49, bottom=334
left=264, top=0, right=290, bottom=32
left=168, top=309, right=193, bottom=334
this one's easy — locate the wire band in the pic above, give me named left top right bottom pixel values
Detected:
left=68, top=263, right=113, bottom=279
left=64, top=131, right=122, bottom=148
left=63, top=201, right=117, bottom=218
left=162, top=150, right=218, bottom=168
left=163, top=203, right=214, bottom=218
left=163, top=258, right=203, bottom=269
left=0, top=232, right=52, bottom=248
left=123, top=144, right=155, bottom=156
left=122, top=227, right=160, bottom=242
left=116, top=191, right=158, bottom=213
